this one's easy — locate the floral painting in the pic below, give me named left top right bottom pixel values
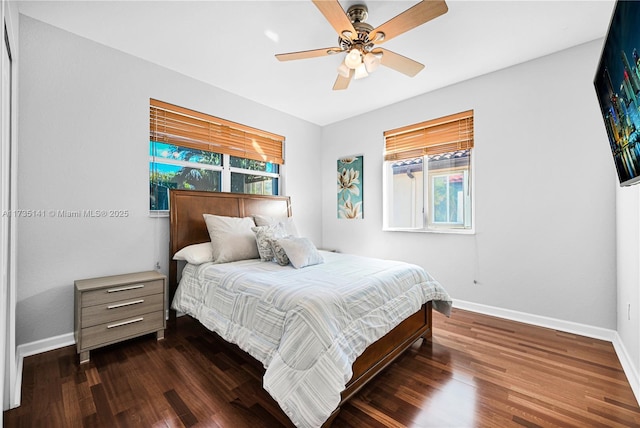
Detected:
left=337, top=155, right=363, bottom=219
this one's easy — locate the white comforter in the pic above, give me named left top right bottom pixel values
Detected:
left=172, top=251, right=452, bottom=427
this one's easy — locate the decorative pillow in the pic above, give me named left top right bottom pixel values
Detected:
left=275, top=237, right=324, bottom=269
left=253, top=214, right=299, bottom=237
left=251, top=223, right=286, bottom=261
left=270, top=238, right=290, bottom=266
left=203, top=214, right=259, bottom=263
left=172, top=242, right=214, bottom=265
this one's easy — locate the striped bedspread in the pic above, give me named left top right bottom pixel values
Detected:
left=171, top=251, right=452, bottom=427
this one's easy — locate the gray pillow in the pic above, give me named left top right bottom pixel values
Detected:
left=252, top=223, right=286, bottom=261
left=270, top=237, right=291, bottom=266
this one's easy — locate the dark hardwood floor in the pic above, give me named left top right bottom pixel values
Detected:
left=4, top=308, right=640, bottom=427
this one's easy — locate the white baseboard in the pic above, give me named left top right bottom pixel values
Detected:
left=12, top=332, right=75, bottom=408
left=612, top=332, right=640, bottom=405
left=10, top=303, right=640, bottom=409
left=453, top=299, right=617, bottom=341
left=453, top=299, right=639, bottom=406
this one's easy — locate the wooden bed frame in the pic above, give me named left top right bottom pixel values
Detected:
left=168, top=189, right=433, bottom=426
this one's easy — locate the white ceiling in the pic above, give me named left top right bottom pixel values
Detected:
left=17, top=0, right=615, bottom=126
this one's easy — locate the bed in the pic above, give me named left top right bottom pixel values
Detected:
left=168, top=189, right=452, bottom=427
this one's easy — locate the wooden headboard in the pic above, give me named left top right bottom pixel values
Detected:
left=168, top=190, right=292, bottom=318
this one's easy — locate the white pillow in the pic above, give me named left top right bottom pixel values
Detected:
left=253, top=214, right=299, bottom=237
left=275, top=237, right=324, bottom=269
left=203, top=214, right=259, bottom=263
left=172, top=242, right=214, bottom=265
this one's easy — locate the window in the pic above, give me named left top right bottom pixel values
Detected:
left=149, top=99, right=284, bottom=212
left=383, top=110, right=474, bottom=232
left=229, top=156, right=279, bottom=195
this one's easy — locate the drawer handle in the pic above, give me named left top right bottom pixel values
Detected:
left=106, top=284, right=144, bottom=293
left=107, top=317, right=144, bottom=329
left=107, top=299, right=144, bottom=310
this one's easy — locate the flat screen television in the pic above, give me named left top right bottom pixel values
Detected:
left=594, top=0, right=640, bottom=186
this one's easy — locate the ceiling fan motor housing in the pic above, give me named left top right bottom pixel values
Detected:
left=347, top=5, right=368, bottom=23
left=339, top=5, right=376, bottom=51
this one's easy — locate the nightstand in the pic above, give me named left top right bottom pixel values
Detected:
left=74, top=270, right=166, bottom=364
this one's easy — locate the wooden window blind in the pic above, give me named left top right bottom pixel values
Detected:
left=150, top=99, right=285, bottom=165
left=384, top=109, right=474, bottom=161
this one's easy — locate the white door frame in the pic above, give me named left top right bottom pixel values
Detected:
left=2, top=0, right=18, bottom=413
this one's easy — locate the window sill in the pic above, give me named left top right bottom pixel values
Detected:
left=383, top=227, right=475, bottom=235
left=149, top=210, right=169, bottom=218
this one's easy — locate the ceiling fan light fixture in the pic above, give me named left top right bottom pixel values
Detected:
left=354, top=63, right=369, bottom=80
left=344, top=48, right=362, bottom=69
left=364, top=52, right=382, bottom=73
left=337, top=61, right=351, bottom=78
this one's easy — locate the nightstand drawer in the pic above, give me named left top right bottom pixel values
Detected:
left=81, top=293, right=164, bottom=328
left=81, top=279, right=164, bottom=307
left=80, top=311, right=164, bottom=350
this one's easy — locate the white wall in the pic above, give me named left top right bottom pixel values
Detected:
left=321, top=39, right=618, bottom=330
left=16, top=15, right=322, bottom=346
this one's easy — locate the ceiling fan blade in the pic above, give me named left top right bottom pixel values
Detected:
left=333, top=69, right=354, bottom=90
left=275, top=47, right=342, bottom=61
left=312, top=0, right=357, bottom=40
left=370, top=0, right=448, bottom=44
left=376, top=48, right=425, bottom=77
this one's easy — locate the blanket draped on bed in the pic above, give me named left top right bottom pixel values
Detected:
left=172, top=251, right=452, bottom=427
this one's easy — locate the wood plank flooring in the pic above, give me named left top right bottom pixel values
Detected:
left=4, top=308, right=640, bottom=427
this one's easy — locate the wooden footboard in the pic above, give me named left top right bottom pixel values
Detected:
left=324, top=302, right=432, bottom=426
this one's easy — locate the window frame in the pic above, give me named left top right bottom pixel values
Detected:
left=228, top=156, right=280, bottom=195
left=150, top=149, right=281, bottom=215
left=426, top=157, right=472, bottom=231
left=382, top=110, right=475, bottom=234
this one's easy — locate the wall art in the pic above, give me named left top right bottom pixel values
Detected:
left=337, top=155, right=363, bottom=219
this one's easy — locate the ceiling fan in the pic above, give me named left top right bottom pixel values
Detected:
left=275, top=0, right=448, bottom=90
